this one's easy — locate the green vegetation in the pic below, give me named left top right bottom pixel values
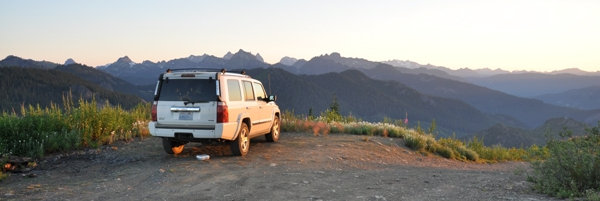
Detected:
left=0, top=96, right=150, bottom=159
left=528, top=124, right=600, bottom=200
left=281, top=111, right=544, bottom=162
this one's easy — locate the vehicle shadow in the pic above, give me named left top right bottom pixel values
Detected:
left=173, top=136, right=274, bottom=159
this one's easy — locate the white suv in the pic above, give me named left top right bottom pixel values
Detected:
left=148, top=69, right=281, bottom=156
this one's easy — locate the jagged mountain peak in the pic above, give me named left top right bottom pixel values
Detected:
left=116, top=56, right=133, bottom=64
left=255, top=53, right=264, bottom=62
left=223, top=51, right=234, bottom=60
left=230, top=49, right=262, bottom=62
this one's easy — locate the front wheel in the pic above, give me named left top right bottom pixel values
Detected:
left=231, top=123, right=250, bottom=156
left=265, top=116, right=280, bottom=142
left=162, top=138, right=184, bottom=154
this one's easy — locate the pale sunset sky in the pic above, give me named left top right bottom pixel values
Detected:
left=1, top=0, right=599, bottom=72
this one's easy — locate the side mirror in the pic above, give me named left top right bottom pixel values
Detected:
left=268, top=95, right=277, bottom=102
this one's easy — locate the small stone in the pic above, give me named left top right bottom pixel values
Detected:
left=269, top=163, right=277, bottom=167
left=302, top=180, right=309, bottom=184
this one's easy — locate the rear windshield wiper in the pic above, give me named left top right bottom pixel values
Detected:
left=182, top=98, right=211, bottom=105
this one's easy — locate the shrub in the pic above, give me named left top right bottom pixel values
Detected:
left=439, top=137, right=479, bottom=161
left=466, top=136, right=528, bottom=162
left=434, top=144, right=454, bottom=159
left=404, top=135, right=426, bottom=151
left=529, top=125, right=600, bottom=199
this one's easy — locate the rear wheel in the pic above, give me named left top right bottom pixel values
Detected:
left=265, top=116, right=280, bottom=142
left=231, top=123, right=250, bottom=156
left=162, top=138, right=185, bottom=154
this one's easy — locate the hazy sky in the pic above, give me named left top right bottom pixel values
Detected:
left=1, top=0, right=599, bottom=71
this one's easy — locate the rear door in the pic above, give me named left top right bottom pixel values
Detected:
left=241, top=80, right=263, bottom=136
left=155, top=77, right=218, bottom=129
left=252, top=82, right=273, bottom=134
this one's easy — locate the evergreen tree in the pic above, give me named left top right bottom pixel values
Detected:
left=428, top=119, right=437, bottom=135
left=330, top=95, right=340, bottom=115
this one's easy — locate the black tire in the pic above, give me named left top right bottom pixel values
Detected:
left=162, top=138, right=184, bottom=155
left=231, top=123, right=250, bottom=156
left=265, top=116, right=280, bottom=142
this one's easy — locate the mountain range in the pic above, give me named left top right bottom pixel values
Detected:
left=275, top=53, right=599, bottom=128
left=382, top=59, right=600, bottom=98
left=97, top=49, right=268, bottom=86
left=1, top=52, right=598, bottom=145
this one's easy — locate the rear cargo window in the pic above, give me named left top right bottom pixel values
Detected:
left=227, top=79, right=242, bottom=101
left=158, top=79, right=217, bottom=102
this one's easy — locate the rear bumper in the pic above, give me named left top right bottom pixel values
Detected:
left=148, top=122, right=238, bottom=140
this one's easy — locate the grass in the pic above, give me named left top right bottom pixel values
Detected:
left=0, top=95, right=150, bottom=159
left=282, top=111, right=544, bottom=162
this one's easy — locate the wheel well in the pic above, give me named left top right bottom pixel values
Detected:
left=242, top=118, right=251, bottom=130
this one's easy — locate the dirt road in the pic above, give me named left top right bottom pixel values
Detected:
left=0, top=132, right=557, bottom=201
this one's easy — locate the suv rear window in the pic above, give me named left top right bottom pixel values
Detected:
left=158, top=79, right=217, bottom=102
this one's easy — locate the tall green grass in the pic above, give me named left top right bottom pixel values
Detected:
left=0, top=97, right=150, bottom=159
left=281, top=111, right=544, bottom=162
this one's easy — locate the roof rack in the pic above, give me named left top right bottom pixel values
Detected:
left=165, top=68, right=247, bottom=75
left=165, top=68, right=224, bottom=73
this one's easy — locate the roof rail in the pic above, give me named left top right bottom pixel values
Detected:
left=165, top=68, right=249, bottom=77
left=166, top=68, right=227, bottom=73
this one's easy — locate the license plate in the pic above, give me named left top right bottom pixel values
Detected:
left=179, top=112, right=193, bottom=120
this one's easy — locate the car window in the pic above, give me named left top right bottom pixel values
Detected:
left=158, top=79, right=216, bottom=102
left=227, top=79, right=242, bottom=101
left=242, top=81, right=255, bottom=101
left=253, top=82, right=266, bottom=100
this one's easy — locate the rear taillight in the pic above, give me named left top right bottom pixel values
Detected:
left=151, top=101, right=157, bottom=121
left=217, top=102, right=228, bottom=123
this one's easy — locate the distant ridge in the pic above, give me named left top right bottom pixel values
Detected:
left=0, top=55, right=58, bottom=69
left=0, top=67, right=143, bottom=111
left=3, top=53, right=599, bottom=134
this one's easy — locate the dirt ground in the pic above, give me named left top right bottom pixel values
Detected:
left=0, top=132, right=558, bottom=201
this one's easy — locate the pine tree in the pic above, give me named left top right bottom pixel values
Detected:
left=428, top=119, right=437, bottom=135
left=330, top=96, right=340, bottom=115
